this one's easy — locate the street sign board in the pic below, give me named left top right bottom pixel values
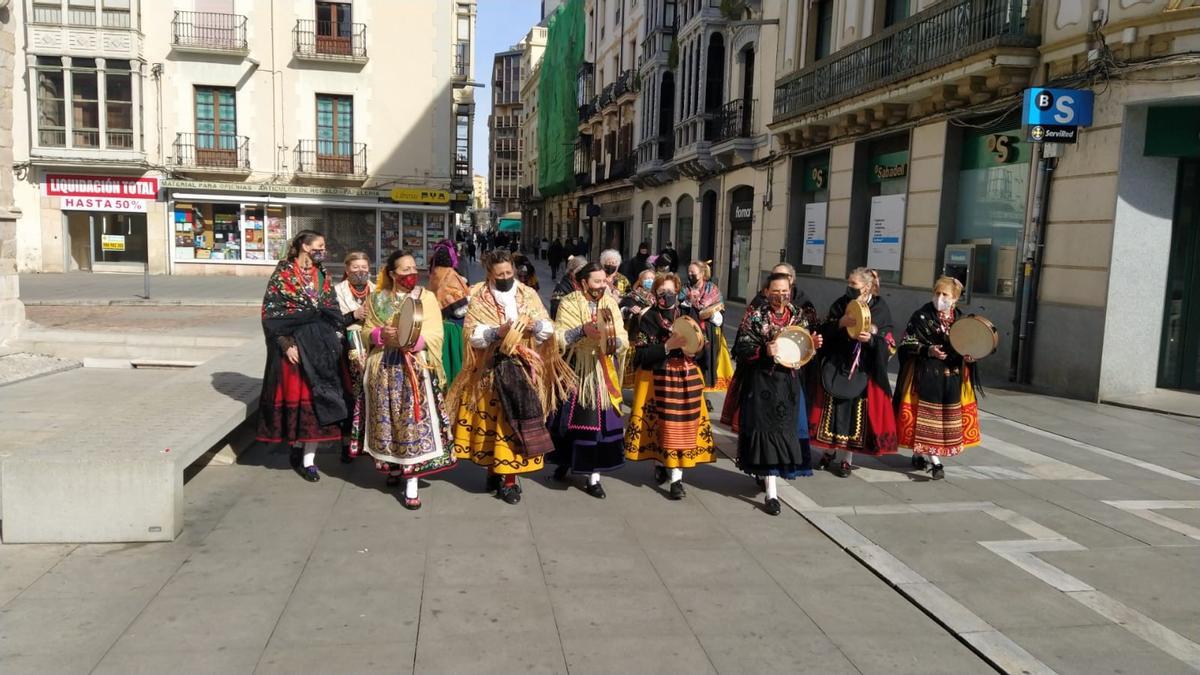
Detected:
left=1024, top=88, right=1094, bottom=128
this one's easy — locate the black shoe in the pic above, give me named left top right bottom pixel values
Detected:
left=832, top=461, right=852, bottom=478
left=486, top=473, right=501, bottom=493
left=552, top=465, right=570, bottom=482
left=668, top=480, right=686, bottom=500
left=300, top=466, right=320, bottom=483
left=931, top=464, right=945, bottom=480
left=911, top=454, right=928, bottom=471
left=764, top=497, right=781, bottom=516
left=705, top=398, right=713, bottom=413
left=585, top=482, right=606, bottom=499
left=497, top=484, right=522, bottom=504
left=817, top=453, right=836, bottom=470
left=340, top=446, right=354, bottom=464
left=654, top=466, right=669, bottom=485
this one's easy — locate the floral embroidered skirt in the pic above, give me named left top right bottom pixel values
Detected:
left=364, top=350, right=456, bottom=478
left=895, top=364, right=980, bottom=457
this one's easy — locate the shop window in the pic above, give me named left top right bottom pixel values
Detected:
left=173, top=203, right=288, bottom=263
left=293, top=205, right=376, bottom=269
left=195, top=85, right=237, bottom=163
left=953, top=123, right=1030, bottom=297
left=787, top=152, right=830, bottom=276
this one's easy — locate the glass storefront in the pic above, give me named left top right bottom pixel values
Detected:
left=788, top=152, right=830, bottom=276
left=171, top=197, right=450, bottom=269
left=66, top=211, right=148, bottom=271
left=953, top=120, right=1030, bottom=297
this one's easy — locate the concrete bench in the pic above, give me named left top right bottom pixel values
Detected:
left=0, top=340, right=264, bottom=543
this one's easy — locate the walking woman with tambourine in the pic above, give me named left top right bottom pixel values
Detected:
left=623, top=272, right=717, bottom=500
left=809, top=267, right=900, bottom=478
left=729, top=272, right=825, bottom=515
left=894, top=276, right=988, bottom=479
left=361, top=250, right=456, bottom=510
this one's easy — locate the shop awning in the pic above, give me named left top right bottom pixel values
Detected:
left=498, top=212, right=522, bottom=231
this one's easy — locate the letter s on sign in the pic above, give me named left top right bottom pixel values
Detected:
left=1053, top=95, right=1076, bottom=124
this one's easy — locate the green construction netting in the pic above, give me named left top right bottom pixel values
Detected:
left=537, top=0, right=584, bottom=197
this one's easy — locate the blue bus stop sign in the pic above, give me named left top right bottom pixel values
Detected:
left=1024, top=88, right=1094, bottom=127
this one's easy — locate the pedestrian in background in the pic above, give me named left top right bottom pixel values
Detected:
left=257, top=230, right=348, bottom=483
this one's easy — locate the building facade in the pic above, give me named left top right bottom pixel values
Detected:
left=766, top=0, right=1200, bottom=402
left=2, top=4, right=26, bottom=344
left=487, top=27, right=546, bottom=224
left=11, top=0, right=476, bottom=276
left=518, top=32, right=546, bottom=241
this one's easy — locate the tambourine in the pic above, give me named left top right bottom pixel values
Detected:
left=698, top=302, right=725, bottom=321
left=948, top=314, right=998, bottom=360
left=500, top=315, right=530, bottom=356
left=670, top=316, right=706, bottom=357
left=844, top=299, right=872, bottom=337
left=772, top=325, right=816, bottom=369
left=596, top=306, right=619, bottom=356
left=391, top=289, right=424, bottom=349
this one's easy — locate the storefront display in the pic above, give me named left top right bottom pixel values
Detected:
left=955, top=123, right=1029, bottom=297
left=173, top=201, right=290, bottom=264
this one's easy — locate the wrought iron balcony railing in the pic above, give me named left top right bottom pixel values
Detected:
left=713, top=99, right=755, bottom=143
left=173, top=133, right=250, bottom=170
left=294, top=140, right=367, bottom=176
left=293, top=20, right=368, bottom=61
left=578, top=101, right=596, bottom=123
left=598, top=82, right=616, bottom=109
left=774, top=0, right=1037, bottom=124
left=172, top=11, right=248, bottom=52
left=454, top=54, right=470, bottom=78
left=614, top=69, right=639, bottom=98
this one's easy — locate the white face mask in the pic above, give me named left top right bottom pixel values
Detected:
left=934, top=296, right=954, bottom=313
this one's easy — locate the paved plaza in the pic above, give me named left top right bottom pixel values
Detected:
left=3, top=258, right=1200, bottom=673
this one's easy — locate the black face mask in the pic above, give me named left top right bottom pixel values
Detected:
left=603, top=264, right=618, bottom=275
left=493, top=277, right=515, bottom=292
left=657, top=292, right=677, bottom=309
left=638, top=250, right=648, bottom=257
left=844, top=285, right=860, bottom=300
left=687, top=274, right=700, bottom=287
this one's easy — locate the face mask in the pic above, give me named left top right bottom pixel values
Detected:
left=394, top=272, right=418, bottom=291
left=588, top=286, right=606, bottom=301
left=657, top=292, right=677, bottom=309
left=934, top=296, right=954, bottom=312
left=603, top=264, right=618, bottom=275
left=641, top=278, right=654, bottom=290
left=493, top=277, right=515, bottom=292
left=844, top=285, right=860, bottom=301
left=638, top=250, right=648, bottom=257
left=309, top=249, right=326, bottom=263
left=348, top=271, right=370, bottom=286
left=688, top=274, right=700, bottom=287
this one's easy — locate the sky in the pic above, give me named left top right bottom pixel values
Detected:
left=471, top=0, right=545, bottom=182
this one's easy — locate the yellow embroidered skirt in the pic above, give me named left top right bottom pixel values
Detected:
left=623, top=361, right=716, bottom=469
left=451, top=383, right=544, bottom=475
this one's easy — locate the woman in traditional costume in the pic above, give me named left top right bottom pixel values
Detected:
left=333, top=251, right=374, bottom=463
left=681, top=260, right=734, bottom=394
left=894, top=276, right=981, bottom=480
left=446, top=250, right=576, bottom=504
left=514, top=253, right=541, bottom=291
left=624, top=273, right=716, bottom=499
left=810, top=267, right=899, bottom=477
left=360, top=250, right=455, bottom=509
left=550, top=255, right=588, bottom=319
left=730, top=273, right=824, bottom=515
left=619, top=269, right=656, bottom=388
left=600, top=248, right=631, bottom=299
left=257, top=230, right=348, bottom=482
left=548, top=263, right=628, bottom=498
left=428, top=240, right=470, bottom=389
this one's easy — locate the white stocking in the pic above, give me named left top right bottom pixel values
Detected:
left=405, top=477, right=419, bottom=499
left=764, top=475, right=779, bottom=500
left=670, top=468, right=683, bottom=483
left=928, top=454, right=942, bottom=466
left=838, top=450, right=854, bottom=466
left=302, top=442, right=318, bottom=468
left=588, top=472, right=600, bottom=486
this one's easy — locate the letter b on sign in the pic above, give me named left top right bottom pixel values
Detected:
left=1035, top=91, right=1053, bottom=110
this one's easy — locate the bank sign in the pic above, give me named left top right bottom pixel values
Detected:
left=45, top=174, right=160, bottom=213
left=1023, top=88, right=1094, bottom=144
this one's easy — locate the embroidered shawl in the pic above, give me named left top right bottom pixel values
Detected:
left=362, top=286, right=446, bottom=385
left=555, top=290, right=628, bottom=411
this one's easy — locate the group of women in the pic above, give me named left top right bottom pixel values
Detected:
left=257, top=230, right=980, bottom=515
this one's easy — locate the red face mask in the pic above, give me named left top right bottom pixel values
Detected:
left=393, top=272, right=419, bottom=291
